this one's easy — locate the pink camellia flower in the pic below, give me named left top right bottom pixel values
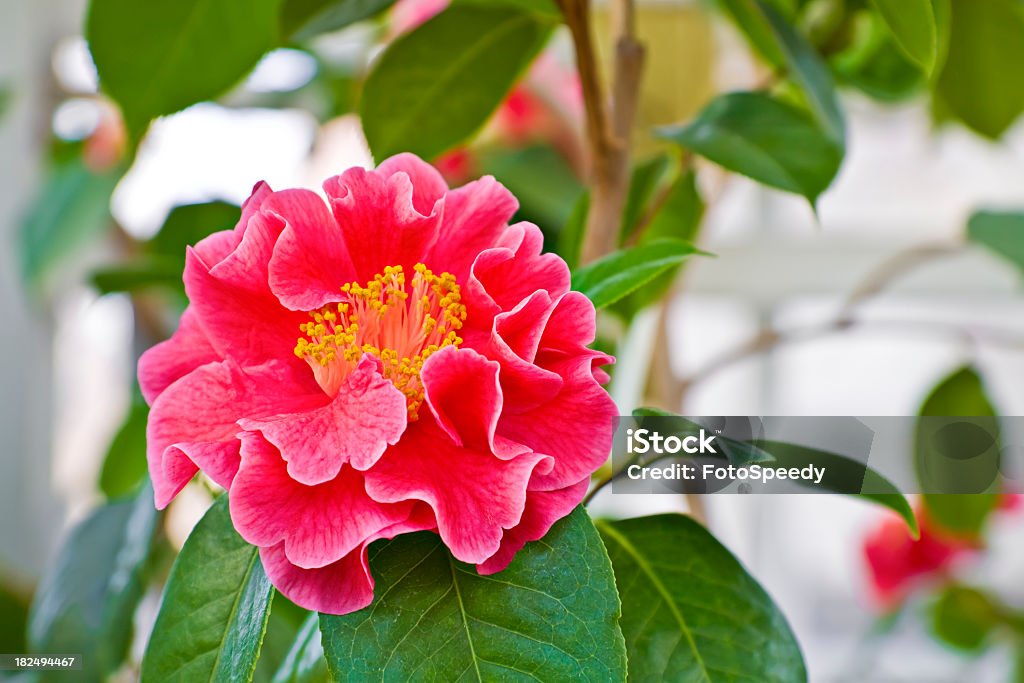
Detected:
left=139, top=154, right=615, bottom=614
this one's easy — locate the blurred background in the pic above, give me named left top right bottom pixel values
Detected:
left=4, top=0, right=1024, bottom=680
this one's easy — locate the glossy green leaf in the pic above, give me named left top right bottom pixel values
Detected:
left=319, top=507, right=626, bottom=682
left=281, top=0, right=397, bottom=42
left=0, top=582, right=29, bottom=653
left=658, top=92, right=843, bottom=204
left=272, top=613, right=328, bottom=683
left=142, top=496, right=274, bottom=683
left=99, top=399, right=149, bottom=499
left=620, top=155, right=672, bottom=242
left=94, top=200, right=238, bottom=294
left=597, top=514, right=806, bottom=682
left=19, top=158, right=119, bottom=286
left=254, top=602, right=307, bottom=683
left=641, top=168, right=705, bottom=245
left=717, top=0, right=797, bottom=66
left=150, top=201, right=241, bottom=256
left=613, top=168, right=706, bottom=316
left=869, top=0, right=937, bottom=72
left=831, top=10, right=925, bottom=103
left=916, top=366, right=1001, bottom=534
left=91, top=259, right=186, bottom=295
left=967, top=211, right=1024, bottom=276
left=935, top=0, right=1024, bottom=139
left=87, top=0, right=280, bottom=138
left=759, top=1, right=844, bottom=142
left=28, top=485, right=159, bottom=682
left=931, top=585, right=999, bottom=651
left=756, top=440, right=918, bottom=537
left=558, top=192, right=590, bottom=272
left=360, top=4, right=554, bottom=160
left=572, top=238, right=703, bottom=310
left=478, top=144, right=584, bottom=241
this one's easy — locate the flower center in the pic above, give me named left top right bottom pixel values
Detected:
left=294, top=263, right=466, bottom=419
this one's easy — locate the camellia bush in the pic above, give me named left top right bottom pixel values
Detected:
left=15, top=0, right=1024, bottom=681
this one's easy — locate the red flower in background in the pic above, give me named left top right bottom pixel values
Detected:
left=863, top=493, right=1022, bottom=608
left=863, top=507, right=978, bottom=608
left=138, top=154, right=615, bottom=614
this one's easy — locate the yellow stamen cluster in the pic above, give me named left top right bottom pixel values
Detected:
left=294, top=263, right=467, bottom=419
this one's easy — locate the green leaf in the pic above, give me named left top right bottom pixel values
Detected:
left=934, top=0, right=1024, bottom=139
left=658, top=92, right=843, bottom=204
left=142, top=496, right=274, bottom=683
left=619, top=155, right=672, bottom=242
left=271, top=613, right=329, bottom=683
left=91, top=259, right=186, bottom=295
left=558, top=191, right=590, bottom=272
left=150, top=201, right=241, bottom=256
left=19, top=157, right=120, bottom=286
left=94, top=200, right=239, bottom=294
left=0, top=582, right=29, bottom=653
left=967, top=210, right=1024, bottom=276
left=613, top=168, right=705, bottom=317
left=931, top=585, right=999, bottom=651
left=642, top=168, right=705, bottom=245
left=717, top=0, right=797, bottom=67
left=756, top=440, right=919, bottom=537
left=478, top=145, right=584, bottom=241
left=319, top=507, right=626, bottom=681
left=86, top=0, right=281, bottom=138
left=28, top=484, right=159, bottom=682
left=757, top=0, right=845, bottom=143
left=916, top=366, right=1002, bottom=534
left=716, top=0, right=843, bottom=142
left=597, top=514, right=807, bottom=682
left=830, top=10, right=925, bottom=103
left=99, top=398, right=149, bottom=499
left=281, top=0, right=397, bottom=42
left=571, top=238, right=703, bottom=310
left=360, top=4, right=554, bottom=160
left=869, top=0, right=938, bottom=73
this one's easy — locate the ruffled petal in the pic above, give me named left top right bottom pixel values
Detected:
left=258, top=503, right=436, bottom=615
left=364, top=419, right=552, bottom=564
left=426, top=175, right=518, bottom=282
left=147, top=362, right=242, bottom=507
left=480, top=290, right=563, bottom=413
left=323, top=165, right=442, bottom=282
left=477, top=478, right=589, bottom=575
left=497, top=356, right=617, bottom=491
left=191, top=181, right=273, bottom=266
left=376, top=153, right=449, bottom=216
left=147, top=359, right=325, bottom=508
left=138, top=307, right=219, bottom=405
left=183, top=211, right=309, bottom=367
left=230, top=433, right=414, bottom=568
left=421, top=346, right=501, bottom=452
left=267, top=188, right=358, bottom=311
left=259, top=543, right=375, bottom=615
left=239, top=355, right=407, bottom=485
left=469, top=223, right=570, bottom=315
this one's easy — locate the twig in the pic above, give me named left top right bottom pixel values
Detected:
left=558, top=0, right=645, bottom=264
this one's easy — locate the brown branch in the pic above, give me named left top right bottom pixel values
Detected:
left=558, top=0, right=645, bottom=264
